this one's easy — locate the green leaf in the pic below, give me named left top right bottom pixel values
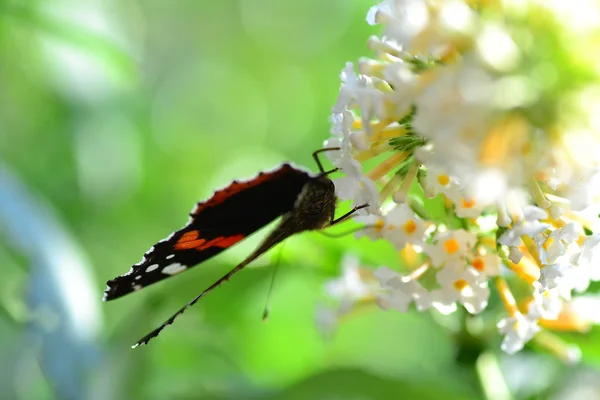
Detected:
left=272, top=368, right=480, bottom=400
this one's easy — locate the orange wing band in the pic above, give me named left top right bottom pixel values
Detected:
left=174, top=231, right=245, bottom=251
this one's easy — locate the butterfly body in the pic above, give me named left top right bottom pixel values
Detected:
left=103, top=164, right=325, bottom=302
left=206, top=171, right=337, bottom=277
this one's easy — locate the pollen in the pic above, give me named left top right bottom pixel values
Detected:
left=374, top=218, right=385, bottom=232
left=472, top=257, right=485, bottom=271
left=403, top=220, right=417, bottom=235
left=542, top=237, right=553, bottom=251
left=437, top=174, right=450, bottom=186
left=453, top=279, right=468, bottom=292
left=444, top=238, right=460, bottom=254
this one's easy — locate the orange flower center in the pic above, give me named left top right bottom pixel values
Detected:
left=444, top=238, right=460, bottom=254
left=462, top=197, right=476, bottom=209
left=472, top=257, right=485, bottom=271
left=453, top=279, right=468, bottom=292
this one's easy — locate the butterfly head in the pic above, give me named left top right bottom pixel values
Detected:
left=291, top=175, right=337, bottom=230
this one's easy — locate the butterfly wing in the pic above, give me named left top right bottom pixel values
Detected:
left=103, top=164, right=311, bottom=301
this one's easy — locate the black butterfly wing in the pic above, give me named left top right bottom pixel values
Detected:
left=103, top=164, right=312, bottom=301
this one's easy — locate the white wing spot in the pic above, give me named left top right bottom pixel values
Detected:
left=162, top=263, right=186, bottom=275
left=146, top=264, right=159, bottom=273
left=135, top=275, right=142, bottom=280
left=133, top=285, right=142, bottom=291
left=166, top=254, right=175, bottom=260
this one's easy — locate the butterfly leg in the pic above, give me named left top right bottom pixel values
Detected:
left=330, top=203, right=369, bottom=226
left=312, top=147, right=341, bottom=174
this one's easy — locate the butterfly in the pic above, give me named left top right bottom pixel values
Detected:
left=103, top=148, right=367, bottom=347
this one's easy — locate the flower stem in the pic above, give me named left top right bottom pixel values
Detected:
left=476, top=351, right=513, bottom=400
left=494, top=277, right=519, bottom=317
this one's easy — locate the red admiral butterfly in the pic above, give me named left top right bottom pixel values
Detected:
left=103, top=148, right=367, bottom=347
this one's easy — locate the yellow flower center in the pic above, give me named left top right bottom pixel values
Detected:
left=542, top=237, right=553, bottom=251
left=437, top=174, right=450, bottom=186
left=403, top=220, right=417, bottom=235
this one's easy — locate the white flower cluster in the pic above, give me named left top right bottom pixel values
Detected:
left=319, top=0, right=600, bottom=359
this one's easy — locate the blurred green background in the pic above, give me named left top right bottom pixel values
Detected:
left=1, top=1, right=598, bottom=399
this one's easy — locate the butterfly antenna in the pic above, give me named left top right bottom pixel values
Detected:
left=312, top=147, right=341, bottom=174
left=261, top=263, right=279, bottom=322
left=132, top=261, right=248, bottom=348
left=262, top=245, right=284, bottom=322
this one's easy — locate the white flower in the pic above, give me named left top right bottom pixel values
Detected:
left=412, top=56, right=494, bottom=157
left=571, top=234, right=600, bottom=291
left=538, top=238, right=592, bottom=296
left=352, top=213, right=384, bottom=242
left=428, top=288, right=457, bottom=315
left=326, top=137, right=381, bottom=215
left=536, top=222, right=580, bottom=265
left=497, top=312, right=541, bottom=354
left=374, top=266, right=432, bottom=311
left=325, top=255, right=379, bottom=312
left=367, top=0, right=474, bottom=56
left=447, top=191, right=485, bottom=219
left=468, top=253, right=501, bottom=278
left=422, top=165, right=459, bottom=198
left=378, top=61, right=420, bottom=116
left=433, top=263, right=490, bottom=314
left=355, top=203, right=427, bottom=248
left=329, top=109, right=354, bottom=137
left=569, top=295, right=600, bottom=326
left=318, top=255, right=385, bottom=336
left=321, top=0, right=600, bottom=359
left=325, top=121, right=382, bottom=215
left=324, top=125, right=360, bottom=174
left=366, top=0, right=431, bottom=52
left=315, top=305, right=338, bottom=338
left=426, top=229, right=477, bottom=267
left=528, top=282, right=563, bottom=320
left=377, top=290, right=414, bottom=313
left=382, top=204, right=427, bottom=247
left=333, top=62, right=382, bottom=135
left=538, top=263, right=572, bottom=292
left=334, top=174, right=381, bottom=216
left=498, top=206, right=551, bottom=247
left=554, top=167, right=600, bottom=212
left=508, top=246, right=523, bottom=264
